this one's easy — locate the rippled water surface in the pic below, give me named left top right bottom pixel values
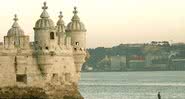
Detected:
left=79, top=71, right=185, bottom=99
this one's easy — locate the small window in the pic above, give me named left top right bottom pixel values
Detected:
left=50, top=32, right=55, bottom=40
left=75, top=42, right=79, bottom=46
left=16, top=74, right=27, bottom=83
left=74, top=48, right=77, bottom=51
left=52, top=73, right=59, bottom=81
left=45, top=47, right=49, bottom=50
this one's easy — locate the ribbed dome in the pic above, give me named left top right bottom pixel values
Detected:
left=67, top=21, right=86, bottom=32
left=66, top=7, right=86, bottom=32
left=56, top=11, right=65, bottom=33
left=7, top=14, right=24, bottom=36
left=34, top=2, right=54, bottom=29
left=35, top=18, right=54, bottom=28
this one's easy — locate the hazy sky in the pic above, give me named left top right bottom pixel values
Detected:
left=0, top=0, right=185, bottom=48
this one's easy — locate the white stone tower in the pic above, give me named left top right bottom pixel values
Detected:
left=67, top=7, right=87, bottom=81
left=4, top=14, right=29, bottom=49
left=33, top=2, right=57, bottom=78
left=34, top=2, right=56, bottom=51
left=66, top=7, right=86, bottom=49
left=56, top=11, right=66, bottom=46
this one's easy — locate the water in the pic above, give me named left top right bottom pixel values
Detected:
left=79, top=71, right=185, bottom=99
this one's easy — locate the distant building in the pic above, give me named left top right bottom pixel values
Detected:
left=129, top=55, right=145, bottom=70
left=98, top=55, right=126, bottom=71
left=110, top=56, right=126, bottom=71
left=171, top=59, right=185, bottom=70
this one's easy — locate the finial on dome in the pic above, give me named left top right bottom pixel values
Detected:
left=14, top=14, right=18, bottom=22
left=57, top=11, right=65, bottom=26
left=40, top=1, right=49, bottom=18
left=59, top=11, right=63, bottom=19
left=42, top=2, right=48, bottom=10
left=73, top=6, right=78, bottom=15
left=12, top=14, right=20, bottom=28
left=71, top=6, right=80, bottom=21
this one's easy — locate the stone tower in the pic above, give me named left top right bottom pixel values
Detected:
left=33, top=2, right=58, bottom=79
left=4, top=14, right=29, bottom=49
left=66, top=7, right=87, bottom=81
left=67, top=7, right=86, bottom=49
left=34, top=2, right=56, bottom=49
left=56, top=11, right=66, bottom=46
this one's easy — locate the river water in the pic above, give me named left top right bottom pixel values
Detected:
left=79, top=71, right=185, bottom=99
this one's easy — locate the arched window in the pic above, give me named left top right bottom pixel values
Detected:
left=50, top=32, right=55, bottom=40
left=75, top=42, right=79, bottom=46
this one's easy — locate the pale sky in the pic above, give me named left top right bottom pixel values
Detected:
left=0, top=0, right=185, bottom=48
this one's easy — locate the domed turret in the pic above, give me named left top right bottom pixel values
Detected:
left=7, top=14, right=24, bottom=37
left=56, top=11, right=66, bottom=45
left=4, top=14, right=29, bottom=49
left=33, top=2, right=59, bottom=77
left=56, top=11, right=65, bottom=33
left=34, top=2, right=54, bottom=29
left=34, top=2, right=56, bottom=50
left=66, top=7, right=86, bottom=49
left=66, top=7, right=86, bottom=32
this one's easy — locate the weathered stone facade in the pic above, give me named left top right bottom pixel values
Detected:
left=0, top=2, right=86, bottom=97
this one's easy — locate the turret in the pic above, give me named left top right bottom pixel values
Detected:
left=4, top=14, right=29, bottom=49
left=56, top=11, right=66, bottom=46
left=66, top=7, right=87, bottom=83
left=34, top=2, right=56, bottom=51
left=33, top=2, right=56, bottom=79
left=66, top=7, right=86, bottom=50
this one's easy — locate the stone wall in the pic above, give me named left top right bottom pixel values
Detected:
left=0, top=46, right=86, bottom=87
